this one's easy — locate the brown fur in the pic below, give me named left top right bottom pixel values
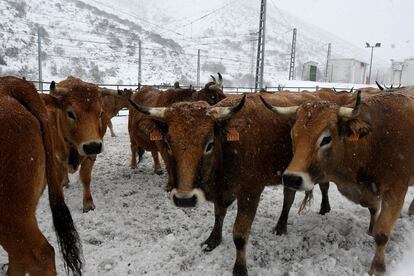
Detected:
left=42, top=76, right=105, bottom=212
left=0, top=77, right=82, bottom=275
left=131, top=91, right=338, bottom=275
left=101, top=88, right=133, bottom=137
left=284, top=88, right=414, bottom=275
left=128, top=84, right=225, bottom=186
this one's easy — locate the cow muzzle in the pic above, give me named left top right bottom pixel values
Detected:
left=282, top=171, right=314, bottom=191
left=170, top=188, right=206, bottom=208
left=79, top=140, right=103, bottom=156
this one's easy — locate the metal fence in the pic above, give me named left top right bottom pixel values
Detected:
left=32, top=80, right=355, bottom=94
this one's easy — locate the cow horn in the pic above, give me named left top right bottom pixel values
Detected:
left=350, top=87, right=354, bottom=93
left=208, top=95, right=246, bottom=121
left=260, top=96, right=298, bottom=115
left=333, top=87, right=337, bottom=92
left=210, top=75, right=216, bottom=83
left=49, top=81, right=69, bottom=95
left=98, top=87, right=119, bottom=96
left=375, top=81, right=384, bottom=91
left=338, top=91, right=362, bottom=118
left=128, top=99, right=166, bottom=119
left=216, top=72, right=223, bottom=86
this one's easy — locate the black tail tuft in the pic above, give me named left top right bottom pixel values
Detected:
left=51, top=202, right=83, bottom=276
left=138, top=147, right=145, bottom=163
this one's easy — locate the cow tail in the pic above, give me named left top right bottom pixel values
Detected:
left=298, top=190, right=314, bottom=214
left=11, top=82, right=83, bottom=275
left=43, top=119, right=83, bottom=276
left=138, top=147, right=145, bottom=163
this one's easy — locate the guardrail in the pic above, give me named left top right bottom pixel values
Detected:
left=32, top=80, right=355, bottom=94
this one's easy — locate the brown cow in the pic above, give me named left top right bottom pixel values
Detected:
left=42, top=76, right=118, bottom=212
left=128, top=91, right=338, bottom=276
left=0, top=77, right=82, bottom=275
left=128, top=74, right=225, bottom=182
left=101, top=88, right=133, bottom=137
left=263, top=89, right=414, bottom=275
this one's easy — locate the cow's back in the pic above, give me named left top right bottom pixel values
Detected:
left=0, top=77, right=46, bottom=227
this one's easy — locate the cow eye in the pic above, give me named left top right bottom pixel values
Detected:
left=67, top=111, right=76, bottom=120
left=320, top=136, right=332, bottom=147
left=204, top=141, right=214, bottom=154
left=99, top=111, right=104, bottom=118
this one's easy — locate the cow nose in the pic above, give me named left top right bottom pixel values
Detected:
left=173, top=194, right=197, bottom=208
left=283, top=173, right=303, bottom=190
left=83, top=142, right=102, bottom=155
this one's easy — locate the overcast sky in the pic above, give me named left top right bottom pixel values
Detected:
left=273, top=0, right=414, bottom=61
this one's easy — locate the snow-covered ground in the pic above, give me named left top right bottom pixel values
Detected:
left=1, top=116, right=414, bottom=276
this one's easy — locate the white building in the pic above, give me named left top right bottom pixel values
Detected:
left=301, top=61, right=318, bottom=81
left=327, top=58, right=368, bottom=84
left=401, top=58, right=414, bottom=85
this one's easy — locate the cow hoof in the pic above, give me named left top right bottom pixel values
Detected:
left=369, top=261, right=386, bottom=276
left=83, top=202, right=96, bottom=213
left=233, top=263, right=248, bottom=276
left=111, top=134, right=117, bottom=138
left=273, top=224, right=287, bottom=235
left=319, top=206, right=331, bottom=215
left=201, top=237, right=221, bottom=252
left=154, top=169, right=163, bottom=175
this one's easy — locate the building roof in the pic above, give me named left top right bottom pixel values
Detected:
left=330, top=58, right=368, bottom=65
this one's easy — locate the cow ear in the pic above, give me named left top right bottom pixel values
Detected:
left=339, top=118, right=371, bottom=141
left=41, top=94, right=63, bottom=109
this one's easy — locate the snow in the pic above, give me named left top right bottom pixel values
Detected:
left=1, top=115, right=414, bottom=275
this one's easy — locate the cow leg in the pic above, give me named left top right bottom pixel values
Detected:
left=80, top=158, right=96, bottom=212
left=202, top=193, right=235, bottom=252
left=6, top=223, right=56, bottom=276
left=138, top=147, right=145, bottom=163
left=151, top=151, right=163, bottom=175
left=232, top=190, right=262, bottom=276
left=319, top=182, right=331, bottom=215
left=274, top=187, right=296, bottom=235
left=367, top=207, right=379, bottom=236
left=108, top=119, right=116, bottom=137
left=130, top=142, right=138, bottom=169
left=408, top=198, right=414, bottom=215
left=369, top=184, right=407, bottom=275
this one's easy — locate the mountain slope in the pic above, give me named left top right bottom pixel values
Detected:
left=0, top=0, right=377, bottom=86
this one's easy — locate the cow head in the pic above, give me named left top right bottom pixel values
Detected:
left=129, top=95, right=246, bottom=207
left=192, top=73, right=226, bottom=105
left=262, top=91, right=370, bottom=191
left=43, top=79, right=118, bottom=157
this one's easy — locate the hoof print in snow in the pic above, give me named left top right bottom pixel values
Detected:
left=98, top=259, right=117, bottom=275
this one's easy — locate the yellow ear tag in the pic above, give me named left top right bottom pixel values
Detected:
left=226, top=127, right=240, bottom=141
left=150, top=129, right=163, bottom=141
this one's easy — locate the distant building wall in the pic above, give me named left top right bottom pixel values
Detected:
left=401, top=58, right=414, bottom=85
left=302, top=61, right=318, bottom=81
left=327, top=59, right=367, bottom=84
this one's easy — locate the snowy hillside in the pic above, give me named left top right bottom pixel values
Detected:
left=0, top=116, right=413, bottom=275
left=1, top=0, right=378, bottom=86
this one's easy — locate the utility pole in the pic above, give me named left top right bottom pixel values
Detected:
left=255, top=0, right=267, bottom=90
left=249, top=31, right=257, bottom=88
left=366, top=42, right=381, bottom=84
left=196, top=49, right=200, bottom=87
left=288, top=28, right=297, bottom=80
left=324, top=43, right=331, bottom=82
left=37, top=27, right=43, bottom=92
left=138, top=40, right=142, bottom=84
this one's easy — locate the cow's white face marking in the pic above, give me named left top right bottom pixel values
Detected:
left=317, top=129, right=332, bottom=149
left=170, top=188, right=206, bottom=206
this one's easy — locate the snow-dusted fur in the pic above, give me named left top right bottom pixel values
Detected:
left=1, top=115, right=413, bottom=275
